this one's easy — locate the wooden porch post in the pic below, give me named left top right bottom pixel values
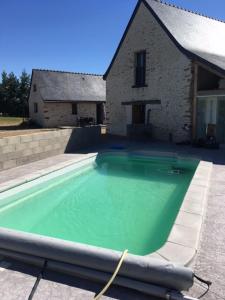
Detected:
left=192, top=62, right=198, bottom=140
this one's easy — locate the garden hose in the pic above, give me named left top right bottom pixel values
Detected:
left=93, top=249, right=128, bottom=300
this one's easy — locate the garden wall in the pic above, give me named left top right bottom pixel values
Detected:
left=0, top=126, right=103, bottom=171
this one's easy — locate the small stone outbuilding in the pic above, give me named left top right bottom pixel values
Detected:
left=29, top=69, right=106, bottom=128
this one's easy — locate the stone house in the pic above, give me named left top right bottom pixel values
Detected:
left=104, top=0, right=225, bottom=143
left=29, top=69, right=106, bottom=128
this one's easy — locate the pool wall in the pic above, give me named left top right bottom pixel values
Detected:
left=0, top=151, right=212, bottom=294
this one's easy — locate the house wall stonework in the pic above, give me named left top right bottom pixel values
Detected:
left=29, top=79, right=97, bottom=128
left=29, top=72, right=98, bottom=128
left=106, top=2, right=193, bottom=142
left=42, top=102, right=97, bottom=127
left=43, top=103, right=77, bottom=127
left=77, top=103, right=97, bottom=120
left=28, top=73, right=45, bottom=126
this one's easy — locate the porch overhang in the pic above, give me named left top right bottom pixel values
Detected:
left=197, top=90, right=225, bottom=97
left=121, top=100, right=161, bottom=105
left=43, top=100, right=106, bottom=104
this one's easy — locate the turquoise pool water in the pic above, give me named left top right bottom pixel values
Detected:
left=0, top=154, right=198, bottom=255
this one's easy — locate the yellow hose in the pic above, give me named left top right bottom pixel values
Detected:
left=93, top=249, right=128, bottom=300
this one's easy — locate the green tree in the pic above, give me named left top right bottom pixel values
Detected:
left=0, top=70, right=8, bottom=114
left=6, top=72, right=20, bottom=116
left=0, top=70, right=31, bottom=117
left=18, top=70, right=31, bottom=117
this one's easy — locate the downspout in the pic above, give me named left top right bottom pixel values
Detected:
left=192, top=62, right=198, bottom=140
left=147, top=108, right=151, bottom=124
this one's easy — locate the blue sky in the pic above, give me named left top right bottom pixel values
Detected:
left=0, top=0, right=225, bottom=76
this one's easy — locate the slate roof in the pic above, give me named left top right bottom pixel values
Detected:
left=104, top=0, right=225, bottom=79
left=32, top=69, right=106, bottom=102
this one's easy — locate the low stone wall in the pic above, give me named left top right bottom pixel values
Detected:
left=0, top=126, right=103, bottom=171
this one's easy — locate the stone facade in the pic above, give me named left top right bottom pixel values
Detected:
left=106, top=2, right=193, bottom=142
left=0, top=126, right=103, bottom=171
left=29, top=76, right=45, bottom=126
left=42, top=102, right=97, bottom=128
left=29, top=72, right=98, bottom=128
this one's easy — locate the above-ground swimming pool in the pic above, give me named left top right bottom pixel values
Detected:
left=0, top=153, right=198, bottom=256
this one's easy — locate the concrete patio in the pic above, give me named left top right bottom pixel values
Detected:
left=0, top=139, right=225, bottom=300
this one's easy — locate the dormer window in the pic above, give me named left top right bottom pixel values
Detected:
left=134, top=50, right=146, bottom=87
left=33, top=84, right=37, bottom=92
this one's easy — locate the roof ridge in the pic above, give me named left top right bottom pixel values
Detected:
left=151, top=0, right=225, bottom=25
left=32, top=68, right=103, bottom=77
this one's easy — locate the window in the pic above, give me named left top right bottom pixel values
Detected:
left=132, top=104, right=145, bottom=124
left=34, top=103, right=38, bottom=113
left=72, top=103, right=78, bottom=115
left=134, top=51, right=146, bottom=87
left=33, top=84, right=37, bottom=92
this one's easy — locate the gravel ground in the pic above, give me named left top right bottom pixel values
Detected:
left=187, top=164, right=225, bottom=300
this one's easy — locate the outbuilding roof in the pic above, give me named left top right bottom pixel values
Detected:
left=104, top=0, right=225, bottom=79
left=32, top=69, right=106, bottom=102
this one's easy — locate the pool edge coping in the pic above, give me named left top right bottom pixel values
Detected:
left=0, top=150, right=212, bottom=267
left=147, top=158, right=212, bottom=266
left=0, top=153, right=98, bottom=194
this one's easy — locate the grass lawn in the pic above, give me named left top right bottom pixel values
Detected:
left=0, top=117, right=24, bottom=127
left=0, top=117, right=51, bottom=138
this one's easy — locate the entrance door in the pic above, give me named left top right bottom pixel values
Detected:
left=96, top=103, right=104, bottom=124
left=196, top=99, right=207, bottom=139
left=196, top=97, right=217, bottom=139
left=132, top=105, right=145, bottom=124
left=196, top=96, right=225, bottom=143
left=217, top=98, right=225, bottom=143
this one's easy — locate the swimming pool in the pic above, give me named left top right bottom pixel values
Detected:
left=0, top=153, right=198, bottom=256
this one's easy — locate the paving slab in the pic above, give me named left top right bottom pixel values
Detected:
left=180, top=200, right=204, bottom=215
left=175, top=211, right=202, bottom=229
left=156, top=241, right=196, bottom=265
left=168, top=223, right=200, bottom=249
left=0, top=154, right=85, bottom=185
left=0, top=259, right=39, bottom=300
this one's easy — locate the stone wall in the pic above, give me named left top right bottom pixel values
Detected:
left=28, top=74, right=45, bottom=126
left=106, top=2, right=193, bottom=142
left=42, top=103, right=78, bottom=127
left=0, top=126, right=103, bottom=171
left=29, top=97, right=97, bottom=128
left=42, top=102, right=97, bottom=128
left=29, top=74, right=98, bottom=128
left=78, top=103, right=97, bottom=119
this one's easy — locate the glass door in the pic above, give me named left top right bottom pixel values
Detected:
left=217, top=97, right=225, bottom=143
left=196, top=96, right=217, bottom=139
left=196, top=98, right=207, bottom=139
